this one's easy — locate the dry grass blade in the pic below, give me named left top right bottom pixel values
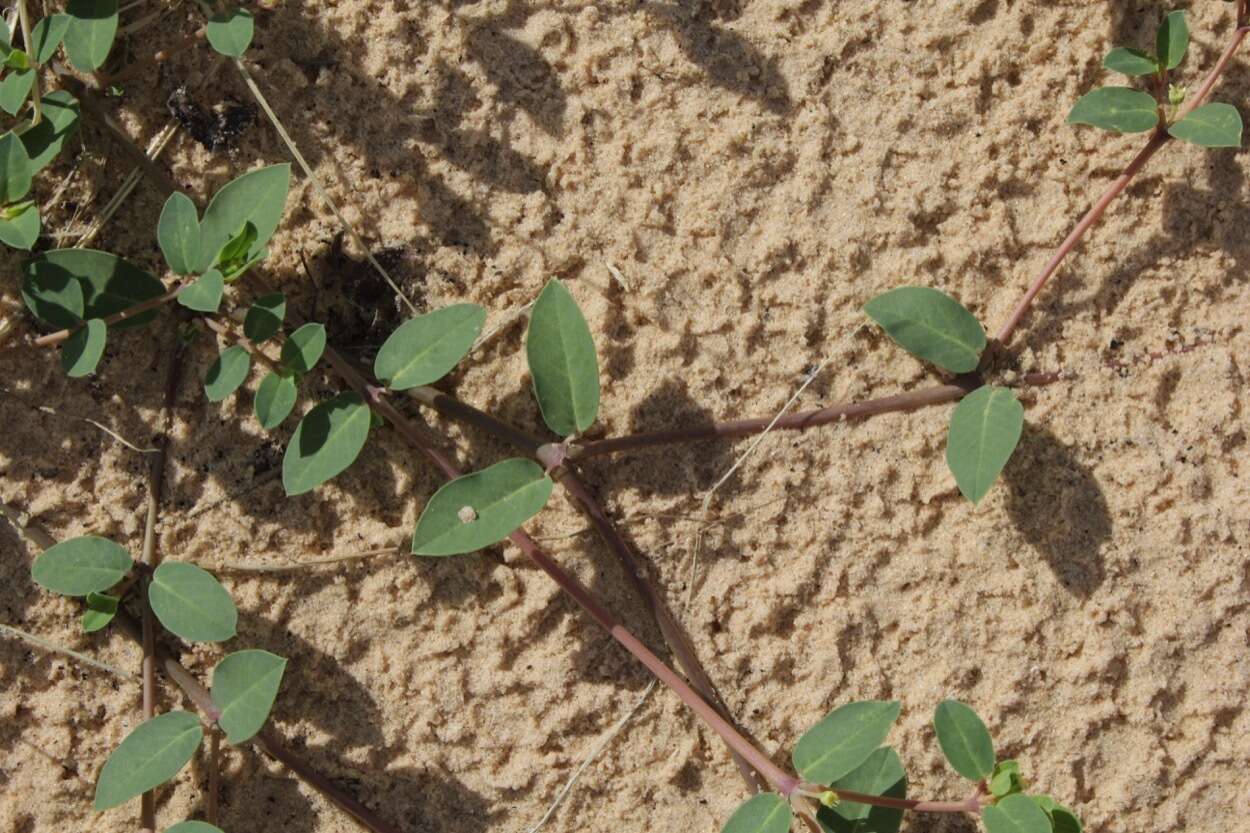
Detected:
left=0, top=623, right=138, bottom=680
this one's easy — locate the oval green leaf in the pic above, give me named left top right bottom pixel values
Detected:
left=204, top=345, right=251, bottom=402
left=1156, top=10, right=1188, bottom=71
left=526, top=278, right=600, bottom=437
left=374, top=303, right=486, bottom=390
left=793, top=700, right=901, bottom=785
left=254, top=371, right=298, bottom=430
left=244, top=293, right=286, bottom=342
left=282, top=392, right=372, bottom=496
left=945, top=385, right=1024, bottom=504
left=64, top=0, right=119, bottom=72
left=158, top=192, right=201, bottom=275
left=82, top=591, right=119, bottom=632
left=721, top=792, right=792, bottom=833
left=31, top=14, right=71, bottom=64
left=992, top=760, right=1025, bottom=800
left=933, top=699, right=994, bottom=780
left=1168, top=103, right=1243, bottom=148
left=0, top=130, right=34, bottom=204
left=32, top=535, right=132, bottom=596
left=196, top=164, right=291, bottom=274
left=862, top=286, right=986, bottom=373
left=0, top=69, right=34, bottom=116
left=411, top=458, right=554, bottom=556
left=1032, top=796, right=1083, bottom=833
left=1102, top=47, right=1158, bottom=77
left=177, top=270, right=224, bottom=314
left=816, top=746, right=906, bottom=833
left=166, top=823, right=224, bottom=833
left=62, top=317, right=107, bottom=377
left=1067, top=87, right=1159, bottom=134
left=149, top=561, right=238, bottom=643
left=25, top=248, right=165, bottom=328
left=0, top=202, right=40, bottom=250
left=21, top=90, right=81, bottom=173
left=206, top=8, right=254, bottom=58
left=93, top=710, right=202, bottom=810
left=279, top=322, right=326, bottom=374
left=211, top=649, right=287, bottom=743
left=982, top=794, right=1052, bottom=833
left=22, top=259, right=84, bottom=327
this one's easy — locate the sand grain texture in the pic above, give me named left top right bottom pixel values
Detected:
left=2, top=1, right=1249, bottom=832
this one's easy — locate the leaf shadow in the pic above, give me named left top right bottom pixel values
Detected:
left=1003, top=426, right=1111, bottom=596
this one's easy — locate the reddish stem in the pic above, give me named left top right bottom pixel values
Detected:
left=32, top=283, right=186, bottom=347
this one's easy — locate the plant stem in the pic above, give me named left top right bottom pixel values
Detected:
left=138, top=332, right=183, bottom=833
left=16, top=0, right=41, bottom=127
left=408, top=386, right=768, bottom=792
left=573, top=377, right=981, bottom=459
left=32, top=282, right=186, bottom=347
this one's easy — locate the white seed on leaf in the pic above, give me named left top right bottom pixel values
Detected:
left=458, top=505, right=477, bottom=523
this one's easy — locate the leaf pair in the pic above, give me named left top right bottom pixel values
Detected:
left=0, top=132, right=39, bottom=249
left=723, top=701, right=905, bottom=833
left=93, top=650, right=286, bottom=810
left=1069, top=12, right=1242, bottom=147
left=0, top=15, right=70, bottom=116
left=933, top=700, right=1083, bottom=833
left=863, top=287, right=1023, bottom=503
left=31, top=536, right=238, bottom=643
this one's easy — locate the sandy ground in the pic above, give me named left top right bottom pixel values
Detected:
left=2, top=1, right=1249, bottom=831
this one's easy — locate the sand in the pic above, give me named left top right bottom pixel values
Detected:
left=2, top=1, right=1249, bottom=831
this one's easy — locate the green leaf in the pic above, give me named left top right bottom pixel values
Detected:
left=211, top=649, right=287, bottom=743
left=374, top=303, right=486, bottom=390
left=411, top=458, right=554, bottom=556
left=945, top=385, right=1024, bottom=504
left=32, top=535, right=132, bottom=596
left=989, top=760, right=1023, bottom=797
left=31, top=15, right=71, bottom=64
left=21, top=90, right=81, bottom=173
left=1102, top=47, right=1159, bottom=76
left=3, top=49, right=30, bottom=71
left=279, top=322, right=326, bottom=374
left=932, top=700, right=994, bottom=780
left=214, top=220, right=257, bottom=271
left=721, top=793, right=792, bottom=833
left=816, top=747, right=906, bottom=833
left=165, top=823, right=225, bottom=833
left=282, top=393, right=372, bottom=496
left=244, top=293, right=286, bottom=342
left=158, top=192, right=202, bottom=275
left=1067, top=87, right=1159, bottom=133
left=82, top=591, right=119, bottom=632
left=0, top=130, right=34, bottom=203
left=254, top=371, right=297, bottom=429
left=862, top=286, right=986, bottom=373
left=196, top=164, right=290, bottom=274
left=0, top=201, right=40, bottom=249
left=204, top=345, right=251, bottom=402
left=990, top=760, right=1024, bottom=798
left=21, top=260, right=84, bottom=327
left=206, top=8, right=254, bottom=58
left=93, top=711, right=202, bottom=810
left=982, top=794, right=1052, bottom=833
left=526, top=278, right=601, bottom=436
left=62, top=317, right=107, bottom=377
left=64, top=0, right=119, bottom=72
left=149, top=561, right=238, bottom=642
left=0, top=69, right=34, bottom=116
left=1031, top=796, right=1083, bottom=833
left=1156, top=10, right=1188, bottom=71
left=1168, top=103, right=1243, bottom=148
left=177, top=270, right=224, bottom=314
left=793, top=700, right=901, bottom=785
left=25, top=249, right=165, bottom=328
